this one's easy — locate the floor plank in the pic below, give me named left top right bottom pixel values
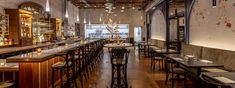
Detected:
left=81, top=48, right=197, bottom=88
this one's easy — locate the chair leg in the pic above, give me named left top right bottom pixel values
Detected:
left=150, top=59, right=153, bottom=70
left=153, top=61, right=156, bottom=71
left=60, top=69, right=63, bottom=87
left=165, top=72, right=169, bottom=88
left=111, top=65, right=114, bottom=88
left=66, top=68, right=70, bottom=88
left=172, top=73, right=174, bottom=88
left=73, top=68, right=78, bottom=88
left=158, top=61, right=161, bottom=70
left=184, top=74, right=187, bottom=88
left=79, top=74, right=84, bottom=88
left=52, top=68, right=55, bottom=88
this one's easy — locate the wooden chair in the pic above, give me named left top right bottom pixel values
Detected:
left=165, top=58, right=187, bottom=88
left=109, top=48, right=130, bottom=88
left=200, top=74, right=232, bottom=88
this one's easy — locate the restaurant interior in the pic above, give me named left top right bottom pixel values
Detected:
left=0, top=0, right=235, bottom=88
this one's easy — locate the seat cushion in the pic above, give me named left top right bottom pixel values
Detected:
left=112, top=59, right=126, bottom=65
left=75, top=55, right=83, bottom=59
left=202, top=68, right=228, bottom=72
left=172, top=67, right=186, bottom=74
left=52, top=61, right=72, bottom=68
left=0, top=81, right=14, bottom=88
left=150, top=46, right=160, bottom=50
left=152, top=57, right=163, bottom=60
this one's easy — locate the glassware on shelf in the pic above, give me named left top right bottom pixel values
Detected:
left=0, top=14, right=10, bottom=46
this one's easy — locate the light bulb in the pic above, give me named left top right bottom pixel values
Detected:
left=77, top=8, right=79, bottom=22
left=46, top=0, right=50, bottom=12
left=65, top=10, right=69, bottom=18
left=77, top=17, right=79, bottom=22
left=99, top=17, right=102, bottom=22
left=84, top=13, right=86, bottom=24
left=121, top=6, right=125, bottom=9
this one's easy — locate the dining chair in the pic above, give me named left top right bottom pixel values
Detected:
left=200, top=74, right=232, bottom=88
left=109, top=48, right=130, bottom=88
left=138, top=43, right=146, bottom=57
left=52, top=50, right=78, bottom=88
left=150, top=52, right=165, bottom=71
left=165, top=58, right=187, bottom=88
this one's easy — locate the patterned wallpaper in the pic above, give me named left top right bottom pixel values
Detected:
left=190, top=0, right=235, bottom=51
left=151, top=10, right=166, bottom=41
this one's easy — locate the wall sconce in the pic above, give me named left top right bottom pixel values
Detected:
left=212, top=0, right=216, bottom=8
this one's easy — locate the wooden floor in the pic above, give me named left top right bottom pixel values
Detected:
left=80, top=47, right=197, bottom=88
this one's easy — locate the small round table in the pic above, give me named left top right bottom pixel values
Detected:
left=104, top=43, right=132, bottom=48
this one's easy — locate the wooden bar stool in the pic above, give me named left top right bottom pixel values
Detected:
left=109, top=48, right=130, bottom=88
left=52, top=50, right=78, bottom=88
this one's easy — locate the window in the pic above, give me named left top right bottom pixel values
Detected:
left=85, top=24, right=129, bottom=38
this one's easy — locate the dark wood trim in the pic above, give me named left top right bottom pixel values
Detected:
left=184, top=0, right=196, bottom=44
left=165, top=0, right=170, bottom=50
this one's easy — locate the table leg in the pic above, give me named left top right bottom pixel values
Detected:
left=147, top=45, right=150, bottom=57
left=144, top=45, right=146, bottom=56
left=197, top=68, right=201, bottom=76
left=117, top=66, right=121, bottom=85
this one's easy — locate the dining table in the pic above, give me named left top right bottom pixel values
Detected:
left=104, top=43, right=132, bottom=48
left=202, top=72, right=235, bottom=87
left=139, top=42, right=155, bottom=57
left=168, top=55, right=224, bottom=76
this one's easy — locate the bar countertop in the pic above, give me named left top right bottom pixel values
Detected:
left=6, top=39, right=96, bottom=63
left=0, top=38, right=81, bottom=55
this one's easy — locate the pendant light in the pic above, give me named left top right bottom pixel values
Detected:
left=65, top=0, right=69, bottom=18
left=76, top=8, right=80, bottom=22
left=45, top=0, right=50, bottom=12
left=84, top=12, right=87, bottom=24
left=99, top=14, right=102, bottom=22
left=212, top=0, right=216, bottom=8
left=88, top=14, right=91, bottom=25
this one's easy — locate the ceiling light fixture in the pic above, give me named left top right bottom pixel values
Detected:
left=88, top=14, right=91, bottom=25
left=84, top=12, right=87, bottom=24
left=99, top=14, right=102, bottom=22
left=212, top=0, right=216, bottom=8
left=65, top=1, right=69, bottom=18
left=132, top=7, right=135, bottom=10
left=76, top=8, right=79, bottom=22
left=121, top=6, right=125, bottom=9
left=45, top=0, right=50, bottom=12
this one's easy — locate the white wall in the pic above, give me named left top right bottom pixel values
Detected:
left=151, top=10, right=166, bottom=41
left=78, top=8, right=145, bottom=37
left=190, top=0, right=235, bottom=51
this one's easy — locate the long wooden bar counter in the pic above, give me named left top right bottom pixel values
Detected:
left=5, top=39, right=97, bottom=88
left=0, top=38, right=81, bottom=56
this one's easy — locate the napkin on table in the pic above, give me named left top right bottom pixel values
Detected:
left=213, top=76, right=235, bottom=84
left=200, top=59, right=213, bottom=64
